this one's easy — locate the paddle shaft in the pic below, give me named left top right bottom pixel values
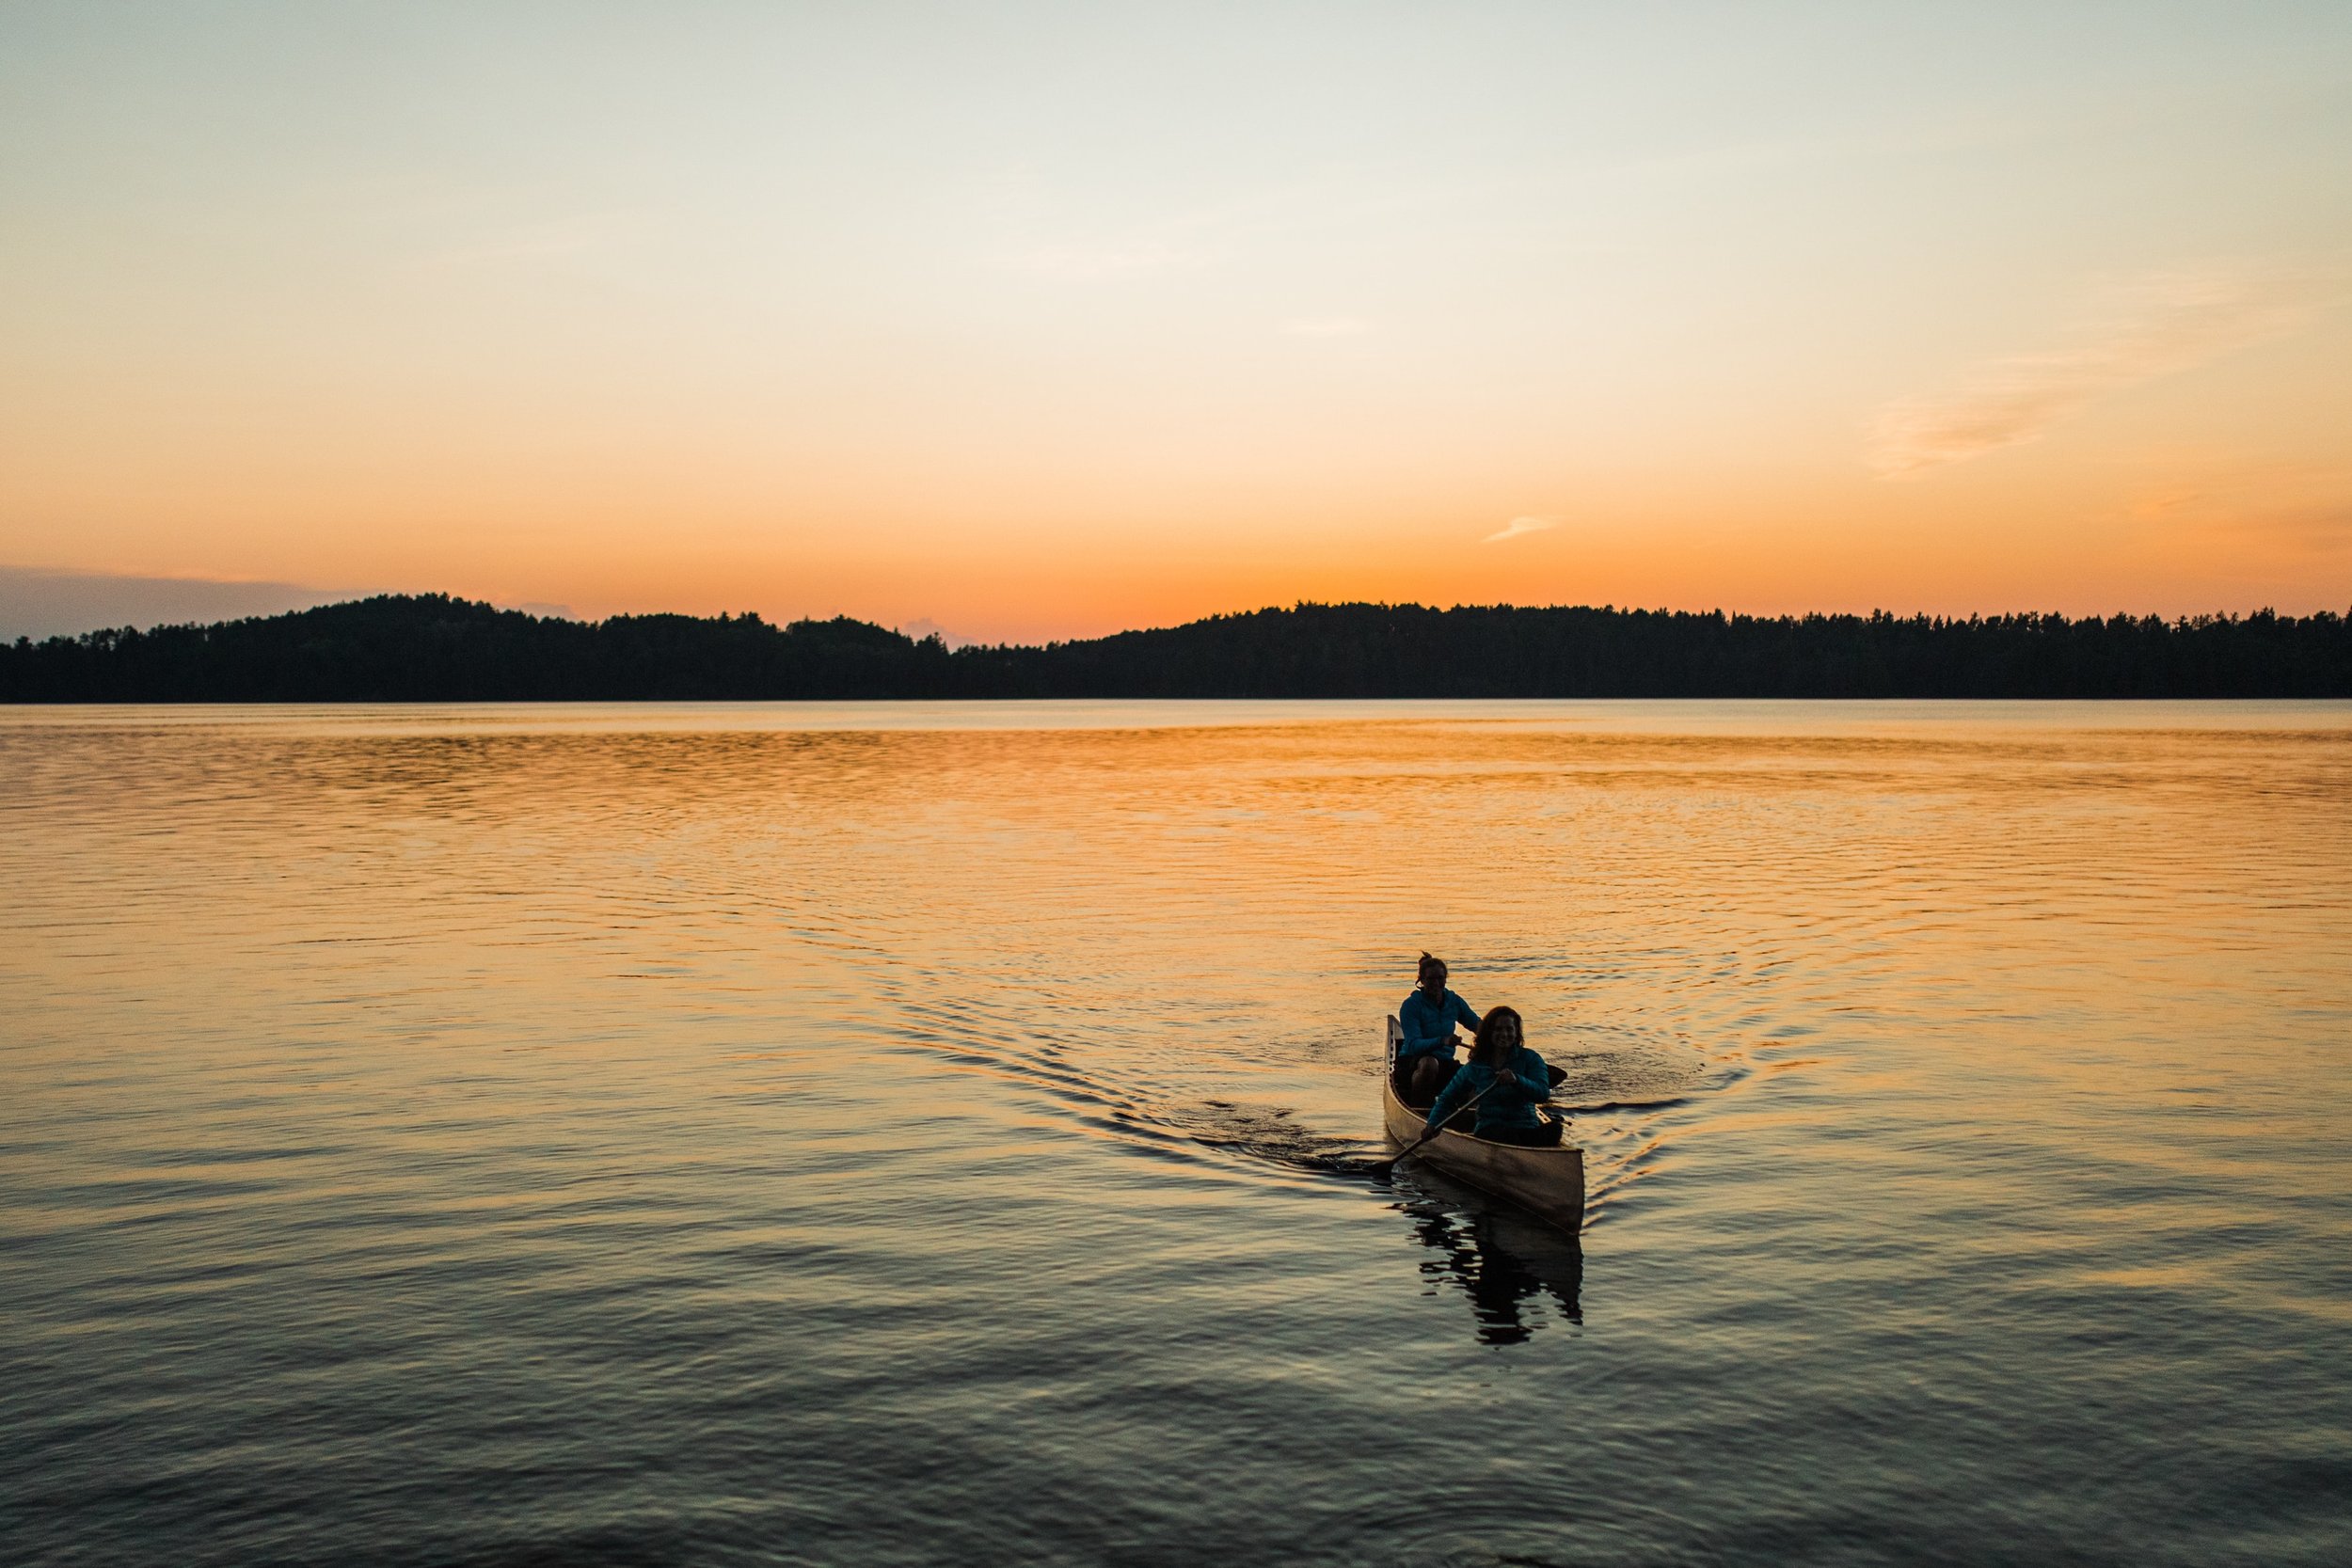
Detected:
left=1380, top=1061, right=1571, bottom=1173
left=1381, top=1077, right=1498, bottom=1173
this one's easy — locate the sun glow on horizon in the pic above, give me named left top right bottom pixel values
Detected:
left=3, top=3, right=2349, bottom=642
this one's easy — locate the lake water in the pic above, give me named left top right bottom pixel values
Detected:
left=5, top=701, right=2349, bottom=1567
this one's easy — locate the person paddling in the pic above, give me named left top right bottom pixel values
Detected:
left=1422, top=1006, right=1562, bottom=1148
left=1396, top=952, right=1481, bottom=1105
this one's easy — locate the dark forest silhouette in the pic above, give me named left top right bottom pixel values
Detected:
left=4, top=594, right=2348, bottom=700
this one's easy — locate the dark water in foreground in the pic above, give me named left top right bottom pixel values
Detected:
left=4, top=701, right=2348, bottom=1567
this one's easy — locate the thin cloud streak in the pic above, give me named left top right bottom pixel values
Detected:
left=1484, top=515, right=1557, bottom=544
left=1873, top=263, right=2337, bottom=478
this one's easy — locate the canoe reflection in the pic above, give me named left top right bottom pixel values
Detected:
left=1393, top=1171, right=1583, bottom=1346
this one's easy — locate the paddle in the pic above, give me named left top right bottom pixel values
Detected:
left=1371, top=1078, right=1497, bottom=1180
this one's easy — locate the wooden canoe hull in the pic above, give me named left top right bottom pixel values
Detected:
left=1383, top=1021, right=1585, bottom=1234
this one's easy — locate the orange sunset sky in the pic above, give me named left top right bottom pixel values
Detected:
left=3, top=3, right=2349, bottom=644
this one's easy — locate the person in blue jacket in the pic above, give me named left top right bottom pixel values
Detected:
left=1396, top=952, right=1481, bottom=1104
left=1423, top=1005, right=1563, bottom=1148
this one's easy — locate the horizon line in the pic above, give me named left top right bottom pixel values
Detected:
left=12, top=587, right=2349, bottom=653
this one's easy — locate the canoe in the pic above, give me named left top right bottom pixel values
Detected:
left=1383, top=1016, right=1585, bottom=1234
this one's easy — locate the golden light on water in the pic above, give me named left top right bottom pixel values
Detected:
left=7, top=701, right=2350, bottom=1559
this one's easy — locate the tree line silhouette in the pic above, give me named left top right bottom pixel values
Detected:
left=4, top=593, right=2347, bottom=701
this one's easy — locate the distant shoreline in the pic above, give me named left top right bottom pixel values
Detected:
left=6, top=594, right=2348, bottom=701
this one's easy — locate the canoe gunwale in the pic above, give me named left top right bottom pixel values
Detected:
left=1382, top=1015, right=1586, bottom=1235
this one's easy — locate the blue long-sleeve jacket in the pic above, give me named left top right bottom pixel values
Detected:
left=1398, top=988, right=1481, bottom=1061
left=1425, top=1047, right=1554, bottom=1137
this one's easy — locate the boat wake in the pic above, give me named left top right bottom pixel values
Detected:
left=1160, top=1098, right=1383, bottom=1175
left=874, top=1004, right=1722, bottom=1218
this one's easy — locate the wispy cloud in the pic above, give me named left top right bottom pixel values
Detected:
left=1872, top=263, right=2338, bottom=478
left=2117, top=459, right=2352, bottom=555
left=1484, top=515, right=1558, bottom=544
left=1282, top=316, right=1372, bottom=338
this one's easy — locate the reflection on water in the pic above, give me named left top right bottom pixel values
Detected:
left=4, top=701, right=2350, bottom=1568
left=1393, top=1178, right=1585, bottom=1345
